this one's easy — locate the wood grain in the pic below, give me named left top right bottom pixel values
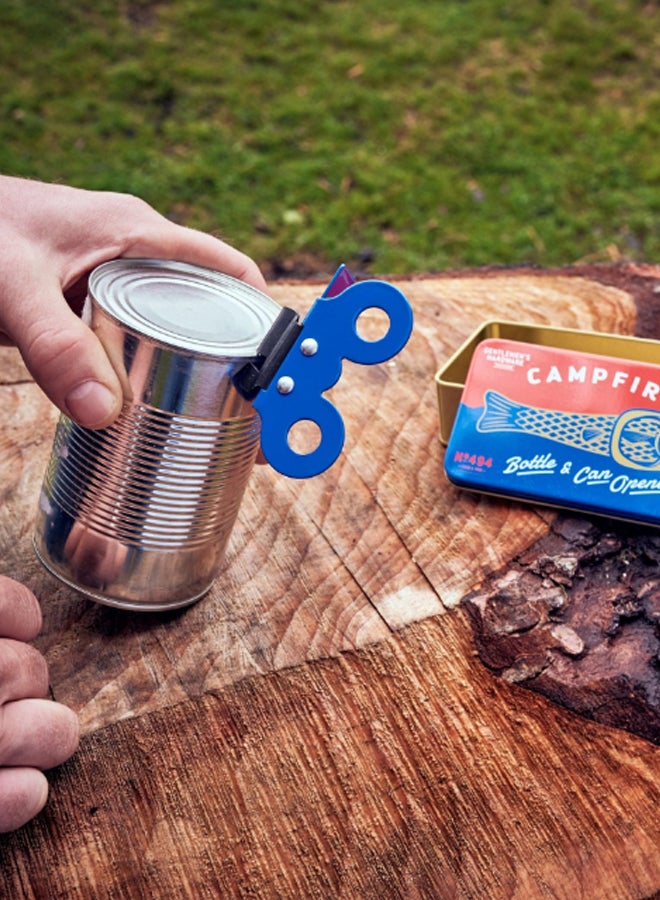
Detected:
left=2, top=266, right=660, bottom=898
left=2, top=614, right=659, bottom=899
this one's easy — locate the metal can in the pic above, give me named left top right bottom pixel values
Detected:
left=33, top=259, right=281, bottom=611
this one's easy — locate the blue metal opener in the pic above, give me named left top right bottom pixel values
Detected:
left=247, top=265, right=414, bottom=478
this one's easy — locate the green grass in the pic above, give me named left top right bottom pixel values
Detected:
left=1, top=0, right=659, bottom=275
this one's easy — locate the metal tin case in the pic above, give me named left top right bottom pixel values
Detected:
left=436, top=321, right=660, bottom=527
left=436, top=321, right=660, bottom=443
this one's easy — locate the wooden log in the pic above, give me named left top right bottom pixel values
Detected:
left=1, top=265, right=660, bottom=897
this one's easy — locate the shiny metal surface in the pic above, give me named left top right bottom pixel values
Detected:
left=89, top=257, right=279, bottom=356
left=33, top=259, right=280, bottom=610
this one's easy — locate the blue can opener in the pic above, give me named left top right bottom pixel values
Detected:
left=235, top=266, right=413, bottom=478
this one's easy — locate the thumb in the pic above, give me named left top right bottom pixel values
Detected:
left=11, top=294, right=124, bottom=429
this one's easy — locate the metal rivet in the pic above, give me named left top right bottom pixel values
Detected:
left=277, top=375, right=295, bottom=395
left=300, top=337, right=319, bottom=357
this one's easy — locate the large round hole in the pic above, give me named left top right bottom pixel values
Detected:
left=355, top=307, right=391, bottom=342
left=287, top=419, right=322, bottom=455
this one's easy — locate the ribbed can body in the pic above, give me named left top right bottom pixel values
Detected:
left=33, top=259, right=280, bottom=610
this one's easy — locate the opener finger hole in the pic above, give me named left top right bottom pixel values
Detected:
left=287, top=419, right=323, bottom=456
left=355, top=307, right=391, bottom=343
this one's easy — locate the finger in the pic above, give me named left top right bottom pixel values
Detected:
left=115, top=201, right=269, bottom=293
left=0, top=698, right=79, bottom=769
left=0, top=768, right=49, bottom=833
left=0, top=577, right=42, bottom=641
left=0, top=639, right=49, bottom=705
left=5, top=287, right=124, bottom=429
left=143, top=226, right=269, bottom=293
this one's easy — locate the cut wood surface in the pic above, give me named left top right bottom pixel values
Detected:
left=1, top=265, right=660, bottom=899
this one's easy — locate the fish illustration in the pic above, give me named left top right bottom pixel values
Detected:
left=477, top=390, right=660, bottom=470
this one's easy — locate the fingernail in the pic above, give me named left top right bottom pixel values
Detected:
left=65, top=381, right=117, bottom=428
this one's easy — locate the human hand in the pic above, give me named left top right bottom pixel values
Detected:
left=0, top=576, right=79, bottom=833
left=0, top=175, right=268, bottom=429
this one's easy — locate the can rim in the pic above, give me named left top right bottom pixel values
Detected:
left=88, top=258, right=281, bottom=358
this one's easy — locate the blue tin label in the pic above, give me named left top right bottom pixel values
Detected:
left=444, top=338, right=660, bottom=525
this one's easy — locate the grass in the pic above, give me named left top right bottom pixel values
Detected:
left=0, top=0, right=659, bottom=276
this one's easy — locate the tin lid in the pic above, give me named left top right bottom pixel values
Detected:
left=88, top=258, right=281, bottom=357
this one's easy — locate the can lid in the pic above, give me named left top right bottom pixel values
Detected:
left=88, top=258, right=281, bottom=357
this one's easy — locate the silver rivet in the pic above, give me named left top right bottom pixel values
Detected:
left=300, top=337, right=319, bottom=357
left=277, top=375, right=295, bottom=394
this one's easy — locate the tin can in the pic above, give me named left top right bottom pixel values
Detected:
left=33, top=259, right=281, bottom=611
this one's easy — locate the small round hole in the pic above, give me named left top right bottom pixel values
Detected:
left=355, top=307, right=391, bottom=342
left=287, top=419, right=322, bottom=456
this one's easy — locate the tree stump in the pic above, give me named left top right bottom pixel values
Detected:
left=1, top=264, right=659, bottom=899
